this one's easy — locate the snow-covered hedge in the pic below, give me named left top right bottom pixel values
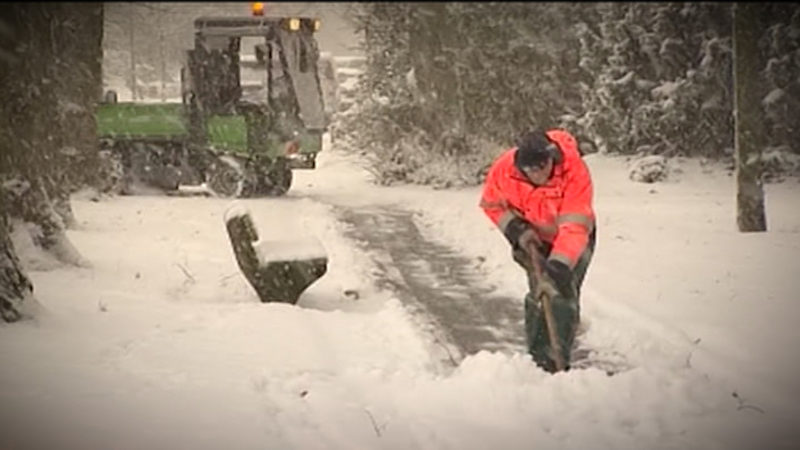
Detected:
left=339, top=3, right=799, bottom=186
left=576, top=4, right=735, bottom=158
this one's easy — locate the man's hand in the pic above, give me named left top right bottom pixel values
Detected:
left=504, top=217, right=542, bottom=255
left=510, top=226, right=545, bottom=272
left=544, top=259, right=574, bottom=298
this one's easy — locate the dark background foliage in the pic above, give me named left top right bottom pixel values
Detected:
left=337, top=3, right=800, bottom=186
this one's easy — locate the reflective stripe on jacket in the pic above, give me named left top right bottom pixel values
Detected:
left=479, top=129, right=595, bottom=268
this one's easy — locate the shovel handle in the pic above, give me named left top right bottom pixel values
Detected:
left=529, top=245, right=566, bottom=372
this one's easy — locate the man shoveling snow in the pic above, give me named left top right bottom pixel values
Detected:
left=480, top=128, right=596, bottom=373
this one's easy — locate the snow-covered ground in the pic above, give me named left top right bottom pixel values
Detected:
left=1, top=136, right=799, bottom=449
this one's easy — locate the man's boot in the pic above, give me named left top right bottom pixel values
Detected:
left=525, top=289, right=579, bottom=373
left=549, top=291, right=580, bottom=371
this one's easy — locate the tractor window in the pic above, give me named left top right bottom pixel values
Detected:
left=201, top=35, right=231, bottom=52
left=239, top=47, right=268, bottom=104
left=269, top=43, right=291, bottom=102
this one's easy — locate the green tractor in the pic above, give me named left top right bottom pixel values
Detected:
left=97, top=14, right=328, bottom=197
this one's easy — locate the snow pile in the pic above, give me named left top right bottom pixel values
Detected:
left=222, top=200, right=250, bottom=223
left=254, top=238, right=327, bottom=264
left=762, top=146, right=800, bottom=181
left=223, top=199, right=329, bottom=264
left=628, top=154, right=669, bottom=183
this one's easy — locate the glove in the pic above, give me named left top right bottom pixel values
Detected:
left=544, top=259, right=574, bottom=298
left=504, top=216, right=540, bottom=252
left=506, top=218, right=544, bottom=272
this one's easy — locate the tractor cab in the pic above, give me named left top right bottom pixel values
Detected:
left=182, top=14, right=327, bottom=173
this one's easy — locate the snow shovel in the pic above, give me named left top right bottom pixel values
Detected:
left=527, top=247, right=567, bottom=372
left=224, top=204, right=328, bottom=305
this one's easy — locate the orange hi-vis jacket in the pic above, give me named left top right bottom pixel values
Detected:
left=479, top=129, right=595, bottom=269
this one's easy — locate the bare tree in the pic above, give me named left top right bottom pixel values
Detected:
left=733, top=3, right=767, bottom=232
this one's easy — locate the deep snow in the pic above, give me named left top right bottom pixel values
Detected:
left=2, top=135, right=799, bottom=450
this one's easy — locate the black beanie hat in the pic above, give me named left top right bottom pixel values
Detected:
left=514, top=130, right=559, bottom=171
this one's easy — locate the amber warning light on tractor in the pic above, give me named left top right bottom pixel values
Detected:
left=251, top=2, right=264, bottom=16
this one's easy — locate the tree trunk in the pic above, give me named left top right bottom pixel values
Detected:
left=0, top=212, right=34, bottom=323
left=0, top=3, right=102, bottom=321
left=733, top=3, right=767, bottom=232
left=50, top=3, right=104, bottom=199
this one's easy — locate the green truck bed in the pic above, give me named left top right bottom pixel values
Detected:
left=96, top=103, right=248, bottom=153
left=96, top=102, right=321, bottom=157
left=96, top=103, right=187, bottom=138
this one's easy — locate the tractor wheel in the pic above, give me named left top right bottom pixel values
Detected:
left=207, top=155, right=244, bottom=197
left=267, top=158, right=293, bottom=196
left=98, top=148, right=128, bottom=194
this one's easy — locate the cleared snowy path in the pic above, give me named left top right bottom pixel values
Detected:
left=335, top=205, right=630, bottom=376
left=338, top=206, right=527, bottom=364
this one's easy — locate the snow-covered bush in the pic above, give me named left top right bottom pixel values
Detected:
left=761, top=146, right=800, bottom=181
left=577, top=3, right=799, bottom=179
left=339, top=3, right=800, bottom=186
left=629, top=155, right=668, bottom=183
left=760, top=6, right=800, bottom=162
left=577, top=4, right=734, bottom=158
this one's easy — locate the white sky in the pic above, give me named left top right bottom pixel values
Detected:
left=1, top=134, right=799, bottom=449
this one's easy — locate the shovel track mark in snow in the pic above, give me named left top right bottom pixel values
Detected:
left=338, top=207, right=527, bottom=362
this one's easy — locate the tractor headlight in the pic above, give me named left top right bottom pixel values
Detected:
left=288, top=18, right=300, bottom=31
left=313, top=19, right=321, bottom=31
